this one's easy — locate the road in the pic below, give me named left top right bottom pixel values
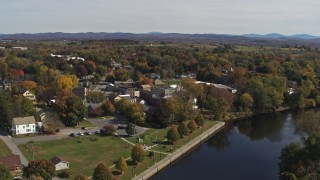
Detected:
left=0, top=131, right=29, bottom=166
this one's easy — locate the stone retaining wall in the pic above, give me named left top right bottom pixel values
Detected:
left=133, top=121, right=225, bottom=180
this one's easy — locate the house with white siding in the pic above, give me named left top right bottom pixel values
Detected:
left=12, top=116, right=36, bottom=135
left=50, top=156, right=69, bottom=171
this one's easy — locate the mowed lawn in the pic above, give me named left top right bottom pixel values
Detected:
left=18, top=135, right=131, bottom=178
left=0, top=139, right=12, bottom=157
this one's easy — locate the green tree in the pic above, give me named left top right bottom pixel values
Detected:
left=13, top=96, right=35, bottom=117
left=93, top=163, right=113, bottom=180
left=115, top=157, right=128, bottom=174
left=74, top=174, right=88, bottom=180
left=131, top=144, right=145, bottom=164
left=0, top=164, right=12, bottom=180
left=0, top=91, right=14, bottom=131
left=177, top=123, right=189, bottom=138
left=59, top=95, right=88, bottom=127
left=195, top=114, right=205, bottom=127
left=126, top=123, right=137, bottom=136
left=188, top=120, right=198, bottom=132
left=239, top=93, right=254, bottom=112
left=101, top=100, right=115, bottom=115
left=167, top=127, right=180, bottom=144
left=102, top=125, right=115, bottom=136
left=86, top=91, right=105, bottom=103
left=296, top=110, right=320, bottom=135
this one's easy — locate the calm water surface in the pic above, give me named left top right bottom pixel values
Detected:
left=151, top=111, right=301, bottom=180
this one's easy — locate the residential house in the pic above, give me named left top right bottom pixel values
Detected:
left=72, top=87, right=88, bottom=101
left=12, top=116, right=36, bottom=135
left=108, top=93, right=122, bottom=103
left=0, top=155, right=23, bottom=177
left=140, top=90, right=164, bottom=107
left=140, top=84, right=151, bottom=91
left=120, top=95, right=136, bottom=103
left=0, top=80, right=11, bottom=91
left=195, top=81, right=237, bottom=94
left=118, top=85, right=140, bottom=97
left=20, top=89, right=36, bottom=103
left=86, top=103, right=102, bottom=116
left=50, top=156, right=69, bottom=171
left=152, top=86, right=176, bottom=97
left=149, top=73, right=161, bottom=80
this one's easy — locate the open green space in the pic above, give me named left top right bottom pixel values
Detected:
left=0, top=139, right=12, bottom=157
left=18, top=120, right=219, bottom=179
left=18, top=135, right=131, bottom=178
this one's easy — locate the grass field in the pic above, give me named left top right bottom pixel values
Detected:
left=0, top=139, right=12, bottom=158
left=75, top=120, right=96, bottom=128
left=18, top=120, right=219, bottom=179
left=19, top=135, right=131, bottom=178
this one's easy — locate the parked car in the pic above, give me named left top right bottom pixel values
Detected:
left=78, top=132, right=84, bottom=136
left=69, top=133, right=75, bottom=137
left=117, top=126, right=126, bottom=130
left=95, top=130, right=101, bottom=134
left=81, top=127, right=87, bottom=130
left=84, top=131, right=91, bottom=135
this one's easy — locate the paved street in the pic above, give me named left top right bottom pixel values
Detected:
left=0, top=131, right=29, bottom=166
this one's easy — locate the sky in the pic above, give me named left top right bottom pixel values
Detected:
left=1, top=0, right=320, bottom=35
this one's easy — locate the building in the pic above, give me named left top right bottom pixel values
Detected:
left=11, top=47, right=28, bottom=50
left=20, top=90, right=36, bottom=103
left=140, top=84, right=151, bottom=91
left=50, top=156, right=69, bottom=171
left=152, top=86, right=176, bottom=97
left=0, top=80, right=11, bottom=91
left=12, top=116, right=36, bottom=135
left=0, top=155, right=23, bottom=177
left=72, top=87, right=88, bottom=100
left=195, top=81, right=237, bottom=94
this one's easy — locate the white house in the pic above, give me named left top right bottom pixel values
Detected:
left=21, top=90, right=37, bottom=104
left=50, top=156, right=69, bottom=171
left=12, top=116, right=36, bottom=135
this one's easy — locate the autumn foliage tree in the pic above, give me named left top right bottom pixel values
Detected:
left=115, top=157, right=128, bottom=174
left=188, top=120, right=198, bottom=132
left=73, top=174, right=89, bottom=180
left=23, top=159, right=56, bottom=179
left=131, top=144, right=145, bottom=164
left=92, top=163, right=113, bottom=180
left=167, top=126, right=180, bottom=144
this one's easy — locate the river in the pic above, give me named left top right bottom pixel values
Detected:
left=151, top=111, right=302, bottom=180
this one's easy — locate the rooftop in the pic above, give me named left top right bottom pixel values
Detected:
left=13, top=116, right=36, bottom=125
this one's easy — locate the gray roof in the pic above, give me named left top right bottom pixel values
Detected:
left=13, top=116, right=36, bottom=125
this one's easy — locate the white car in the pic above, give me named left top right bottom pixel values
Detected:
left=78, top=132, right=84, bottom=136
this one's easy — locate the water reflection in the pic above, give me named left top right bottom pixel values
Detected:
left=151, top=111, right=302, bottom=180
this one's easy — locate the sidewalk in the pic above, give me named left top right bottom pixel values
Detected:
left=0, top=132, right=29, bottom=166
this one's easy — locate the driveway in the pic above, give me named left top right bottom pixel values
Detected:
left=0, top=131, right=29, bottom=166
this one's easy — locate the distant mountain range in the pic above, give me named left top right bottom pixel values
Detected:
left=242, top=33, right=320, bottom=40
left=1, top=32, right=320, bottom=46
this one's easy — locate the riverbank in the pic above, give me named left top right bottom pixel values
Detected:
left=133, top=121, right=225, bottom=180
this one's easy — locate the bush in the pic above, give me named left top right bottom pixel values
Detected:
left=102, top=125, right=116, bottom=136
left=188, top=120, right=198, bottom=132
left=93, top=163, right=113, bottom=180
left=58, top=169, right=71, bottom=178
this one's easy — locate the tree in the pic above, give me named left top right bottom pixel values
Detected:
left=92, top=163, right=113, bottom=180
left=58, top=169, right=71, bottom=178
left=131, top=144, right=145, bottom=164
left=177, top=123, right=189, bottom=138
left=101, top=100, right=115, bottom=115
left=54, top=75, right=78, bottom=93
left=188, top=120, right=198, bottom=132
left=166, top=127, right=180, bottom=144
left=21, top=80, right=37, bottom=93
left=74, top=174, right=89, bottom=180
left=0, top=164, right=12, bottom=180
left=113, top=68, right=130, bottom=81
left=126, top=123, right=137, bottom=136
left=23, top=159, right=56, bottom=179
left=13, top=96, right=34, bottom=117
left=239, top=93, right=254, bottom=112
left=296, top=110, right=320, bottom=135
left=115, top=157, right=128, bottom=174
left=102, top=125, right=115, bottom=136
left=76, top=64, right=88, bottom=77
left=58, top=95, right=87, bottom=127
left=0, top=91, right=14, bottom=131
left=86, top=91, right=105, bottom=103
left=195, top=114, right=205, bottom=127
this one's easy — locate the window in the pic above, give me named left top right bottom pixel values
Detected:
left=26, top=124, right=29, bottom=127
left=27, top=129, right=31, bottom=132
left=23, top=126, right=25, bottom=129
